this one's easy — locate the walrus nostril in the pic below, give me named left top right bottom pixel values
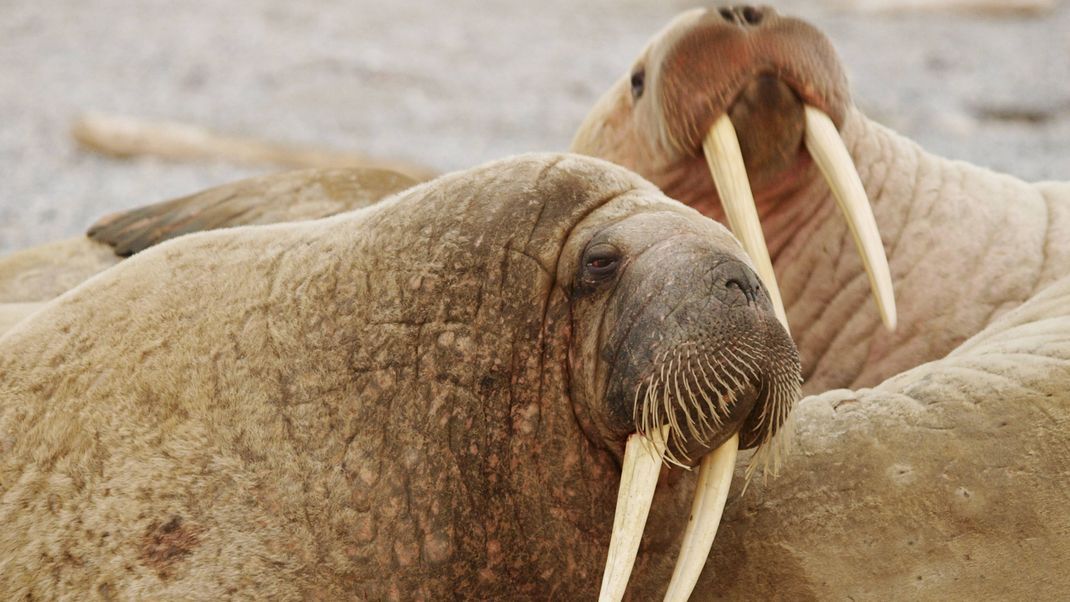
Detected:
left=714, top=6, right=766, bottom=26
left=740, top=5, right=763, bottom=24
left=714, top=260, right=764, bottom=305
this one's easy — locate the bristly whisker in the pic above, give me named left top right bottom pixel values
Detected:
left=631, top=342, right=800, bottom=480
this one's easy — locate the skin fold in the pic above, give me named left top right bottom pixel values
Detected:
left=0, top=154, right=800, bottom=598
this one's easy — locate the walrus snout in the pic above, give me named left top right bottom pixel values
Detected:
left=599, top=246, right=796, bottom=466
left=653, top=6, right=849, bottom=154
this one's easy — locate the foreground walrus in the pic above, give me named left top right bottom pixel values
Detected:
left=0, top=154, right=801, bottom=599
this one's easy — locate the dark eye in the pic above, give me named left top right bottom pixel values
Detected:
left=584, top=245, right=621, bottom=280
left=630, top=69, right=645, bottom=101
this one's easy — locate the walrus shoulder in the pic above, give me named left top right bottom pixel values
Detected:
left=87, top=167, right=417, bottom=256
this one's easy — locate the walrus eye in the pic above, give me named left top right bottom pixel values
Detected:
left=584, top=244, right=621, bottom=280
left=630, top=69, right=645, bottom=101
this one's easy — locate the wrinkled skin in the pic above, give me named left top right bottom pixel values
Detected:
left=571, top=6, right=1070, bottom=393
left=0, top=154, right=800, bottom=598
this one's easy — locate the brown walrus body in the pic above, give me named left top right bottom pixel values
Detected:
left=0, top=154, right=799, bottom=598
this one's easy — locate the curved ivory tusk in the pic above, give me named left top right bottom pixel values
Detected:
left=703, top=114, right=789, bottom=332
left=599, top=426, right=670, bottom=602
left=803, top=106, right=897, bottom=331
left=662, top=433, right=739, bottom=602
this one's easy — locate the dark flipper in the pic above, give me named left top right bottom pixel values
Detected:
left=88, top=167, right=418, bottom=256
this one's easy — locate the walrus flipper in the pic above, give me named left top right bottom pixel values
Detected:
left=88, top=167, right=417, bottom=256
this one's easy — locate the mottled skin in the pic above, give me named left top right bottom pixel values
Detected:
left=0, top=154, right=798, bottom=598
left=571, top=6, right=1070, bottom=393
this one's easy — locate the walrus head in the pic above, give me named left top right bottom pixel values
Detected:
left=572, top=6, right=896, bottom=336
left=555, top=181, right=800, bottom=600
left=566, top=208, right=797, bottom=462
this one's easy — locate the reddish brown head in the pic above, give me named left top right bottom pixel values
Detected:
left=572, top=6, right=849, bottom=208
left=572, top=6, right=897, bottom=339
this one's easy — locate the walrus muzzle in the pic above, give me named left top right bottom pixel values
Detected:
left=596, top=251, right=800, bottom=601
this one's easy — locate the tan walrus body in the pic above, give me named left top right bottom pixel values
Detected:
left=0, top=154, right=801, bottom=599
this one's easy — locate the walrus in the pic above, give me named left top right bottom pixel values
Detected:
left=569, top=6, right=1069, bottom=392
left=0, top=154, right=801, bottom=599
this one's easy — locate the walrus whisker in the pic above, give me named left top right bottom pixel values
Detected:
left=745, top=369, right=802, bottom=481
left=704, top=354, right=738, bottom=414
left=712, top=349, right=748, bottom=393
left=688, top=355, right=723, bottom=429
left=673, top=351, right=707, bottom=445
left=680, top=353, right=716, bottom=439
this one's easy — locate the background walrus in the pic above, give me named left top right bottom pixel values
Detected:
left=0, top=154, right=800, bottom=599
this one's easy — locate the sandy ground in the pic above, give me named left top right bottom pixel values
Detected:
left=1, top=0, right=1067, bottom=254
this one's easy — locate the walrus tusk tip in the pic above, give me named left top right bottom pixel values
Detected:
left=599, top=426, right=669, bottom=602
left=802, top=105, right=897, bottom=333
left=662, top=433, right=739, bottom=601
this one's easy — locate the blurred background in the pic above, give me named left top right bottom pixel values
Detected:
left=1, top=0, right=1067, bottom=253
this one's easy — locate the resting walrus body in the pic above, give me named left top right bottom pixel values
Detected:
left=0, top=154, right=801, bottom=599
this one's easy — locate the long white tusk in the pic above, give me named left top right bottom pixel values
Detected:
left=599, top=426, right=670, bottom=602
left=662, top=433, right=739, bottom=601
left=703, top=114, right=789, bottom=332
left=803, top=105, right=897, bottom=331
